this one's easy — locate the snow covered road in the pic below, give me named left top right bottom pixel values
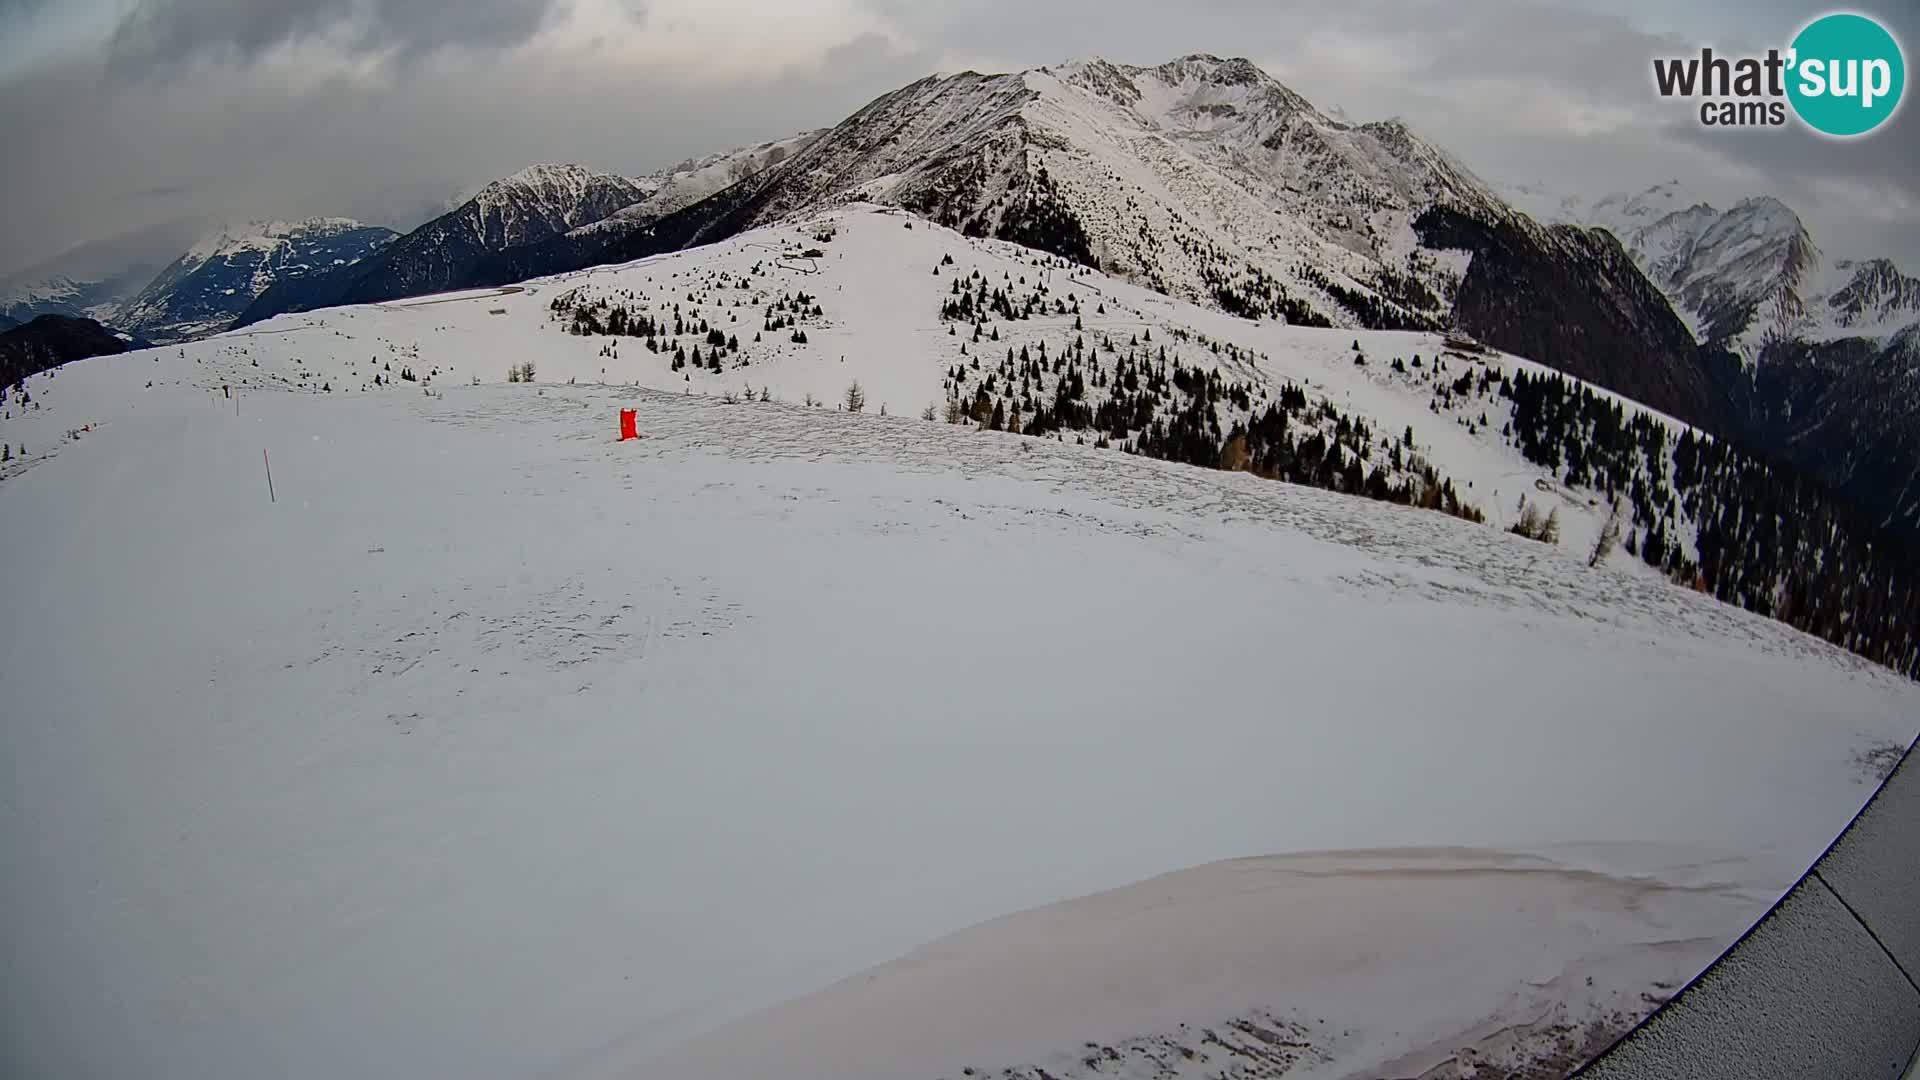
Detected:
left=2, top=380, right=1914, bottom=1078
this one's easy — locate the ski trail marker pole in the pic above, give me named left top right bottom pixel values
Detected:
left=263, top=449, right=276, bottom=504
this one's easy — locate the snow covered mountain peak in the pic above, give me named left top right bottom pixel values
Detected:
left=1588, top=180, right=1711, bottom=228
left=484, top=162, right=619, bottom=195
left=184, top=217, right=375, bottom=262
left=1575, top=180, right=1920, bottom=359
left=466, top=164, right=648, bottom=226
left=610, top=53, right=1516, bottom=334
left=446, top=165, right=656, bottom=237
left=1582, top=184, right=1821, bottom=353
left=122, top=217, right=398, bottom=343
left=1036, top=53, right=1327, bottom=140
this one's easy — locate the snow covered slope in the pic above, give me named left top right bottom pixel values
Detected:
left=29, top=205, right=1915, bottom=646
left=116, top=218, right=398, bottom=343
left=636, top=846, right=1780, bottom=1080
left=4, top=204, right=1916, bottom=1079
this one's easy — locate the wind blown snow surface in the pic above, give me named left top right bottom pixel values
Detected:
left=2, top=209, right=1917, bottom=1080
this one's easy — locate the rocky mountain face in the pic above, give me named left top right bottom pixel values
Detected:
left=1585, top=185, right=1825, bottom=357
left=118, top=219, right=396, bottom=343
left=1828, top=258, right=1920, bottom=329
left=235, top=164, right=653, bottom=325
left=1580, top=182, right=1920, bottom=359
left=336, top=165, right=651, bottom=305
left=0, top=315, right=141, bottom=389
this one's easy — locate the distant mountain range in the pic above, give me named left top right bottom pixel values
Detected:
left=0, top=267, right=155, bottom=326
left=235, top=145, right=817, bottom=327
left=116, top=218, right=398, bottom=343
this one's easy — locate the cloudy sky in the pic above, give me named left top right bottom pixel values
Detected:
left=1, top=0, right=1914, bottom=280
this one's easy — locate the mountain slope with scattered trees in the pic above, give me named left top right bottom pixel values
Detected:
left=1, top=315, right=138, bottom=390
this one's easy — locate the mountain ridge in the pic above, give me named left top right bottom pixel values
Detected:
left=233, top=152, right=815, bottom=328
left=117, top=218, right=397, bottom=344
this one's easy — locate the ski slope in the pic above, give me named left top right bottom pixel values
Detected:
left=3, top=207, right=1918, bottom=1079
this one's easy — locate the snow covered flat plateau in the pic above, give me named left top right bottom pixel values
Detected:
left=2, top=375, right=1914, bottom=1079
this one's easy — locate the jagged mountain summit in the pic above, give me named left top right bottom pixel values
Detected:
left=1586, top=184, right=1819, bottom=356
left=1828, top=257, right=1920, bottom=328
left=231, top=164, right=651, bottom=325
left=1578, top=181, right=1920, bottom=359
left=335, top=164, right=652, bottom=305
left=577, top=130, right=826, bottom=237
left=118, top=219, right=397, bottom=343
left=502, top=55, right=1510, bottom=330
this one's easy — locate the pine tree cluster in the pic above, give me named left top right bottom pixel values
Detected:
left=1507, top=367, right=1920, bottom=678
left=939, top=327, right=1484, bottom=525
left=1205, top=261, right=1333, bottom=327
left=940, top=268, right=1078, bottom=325
left=990, top=167, right=1097, bottom=269
left=1296, top=265, right=1440, bottom=332
left=545, top=278, right=822, bottom=379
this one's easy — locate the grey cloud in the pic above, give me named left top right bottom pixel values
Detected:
left=1660, top=107, right=1920, bottom=259
left=1662, top=109, right=1920, bottom=205
left=0, top=0, right=52, bottom=23
left=107, top=0, right=564, bottom=74
left=119, top=184, right=188, bottom=200
left=0, top=18, right=928, bottom=276
left=0, top=0, right=1913, bottom=280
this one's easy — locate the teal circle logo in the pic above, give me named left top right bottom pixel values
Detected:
left=1787, top=13, right=1905, bottom=137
